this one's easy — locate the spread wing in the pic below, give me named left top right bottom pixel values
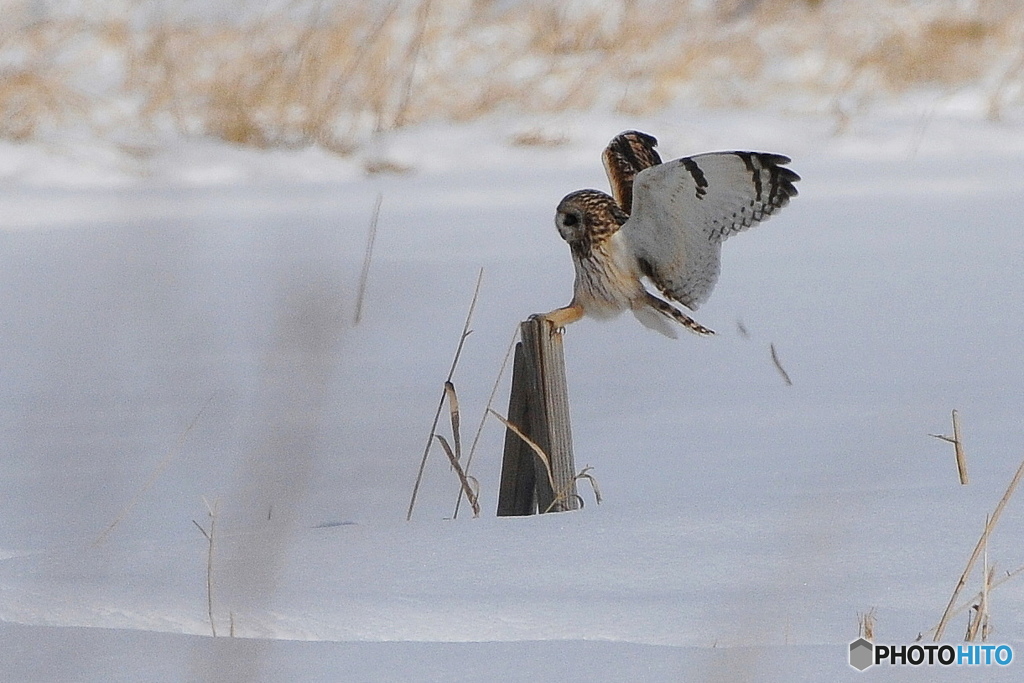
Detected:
left=623, top=151, right=799, bottom=310
left=601, top=130, right=662, bottom=214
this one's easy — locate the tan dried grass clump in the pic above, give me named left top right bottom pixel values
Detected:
left=1, top=1, right=1023, bottom=147
left=0, top=18, right=88, bottom=140
left=858, top=607, right=876, bottom=641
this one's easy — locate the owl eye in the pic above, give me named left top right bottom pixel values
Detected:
left=562, top=213, right=579, bottom=227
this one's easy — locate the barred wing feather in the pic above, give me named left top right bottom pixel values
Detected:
left=623, top=151, right=799, bottom=310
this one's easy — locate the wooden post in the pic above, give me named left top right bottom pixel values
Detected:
left=497, top=317, right=578, bottom=515
left=496, top=342, right=536, bottom=516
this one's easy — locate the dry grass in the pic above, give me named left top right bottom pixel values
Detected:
left=858, top=607, right=876, bottom=641
left=353, top=193, right=383, bottom=326
left=0, top=18, right=90, bottom=140
left=434, top=382, right=481, bottom=518
left=509, top=129, right=570, bottom=148
left=192, top=497, right=220, bottom=638
left=769, top=342, right=793, bottom=386
left=406, top=268, right=484, bottom=521
left=931, top=452, right=1024, bottom=641
left=452, top=326, right=519, bottom=519
left=93, top=394, right=216, bottom=546
left=964, top=542, right=993, bottom=642
left=921, top=563, right=1024, bottom=642
left=2, top=1, right=1023, bottom=149
left=488, top=408, right=601, bottom=513
left=930, top=409, right=969, bottom=485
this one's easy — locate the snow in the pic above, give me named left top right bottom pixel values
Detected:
left=2, top=106, right=1024, bottom=681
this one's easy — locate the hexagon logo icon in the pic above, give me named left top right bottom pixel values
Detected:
left=849, top=638, right=874, bottom=671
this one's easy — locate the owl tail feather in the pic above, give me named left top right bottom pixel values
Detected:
left=636, top=293, right=715, bottom=338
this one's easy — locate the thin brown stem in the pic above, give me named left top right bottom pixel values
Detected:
left=406, top=268, right=484, bottom=521
left=354, top=193, right=383, bottom=325
left=934, top=454, right=1024, bottom=641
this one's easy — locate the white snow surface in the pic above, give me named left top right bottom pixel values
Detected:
left=2, top=108, right=1024, bottom=681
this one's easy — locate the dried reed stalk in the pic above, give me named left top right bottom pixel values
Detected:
left=453, top=327, right=518, bottom=519
left=489, top=409, right=599, bottom=513
left=858, top=607, right=876, bottom=641
left=192, top=497, right=220, bottom=638
left=434, top=434, right=480, bottom=518
left=489, top=409, right=556, bottom=493
left=769, top=342, right=793, bottom=386
left=406, top=268, right=484, bottom=521
left=930, top=409, right=968, bottom=485
left=965, top=537, right=993, bottom=642
left=94, top=394, right=215, bottom=546
left=934, top=454, right=1024, bottom=641
left=354, top=193, right=383, bottom=325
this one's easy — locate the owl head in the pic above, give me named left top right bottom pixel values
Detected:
left=554, top=189, right=627, bottom=246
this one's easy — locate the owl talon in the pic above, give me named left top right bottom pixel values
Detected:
left=528, top=314, right=566, bottom=337
left=534, top=304, right=584, bottom=333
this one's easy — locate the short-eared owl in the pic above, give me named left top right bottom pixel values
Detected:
left=542, top=131, right=799, bottom=337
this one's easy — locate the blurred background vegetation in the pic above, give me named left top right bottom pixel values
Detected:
left=1, top=0, right=1022, bottom=150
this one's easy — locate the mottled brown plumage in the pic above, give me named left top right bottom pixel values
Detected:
left=601, top=130, right=662, bottom=214
left=554, top=189, right=626, bottom=258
